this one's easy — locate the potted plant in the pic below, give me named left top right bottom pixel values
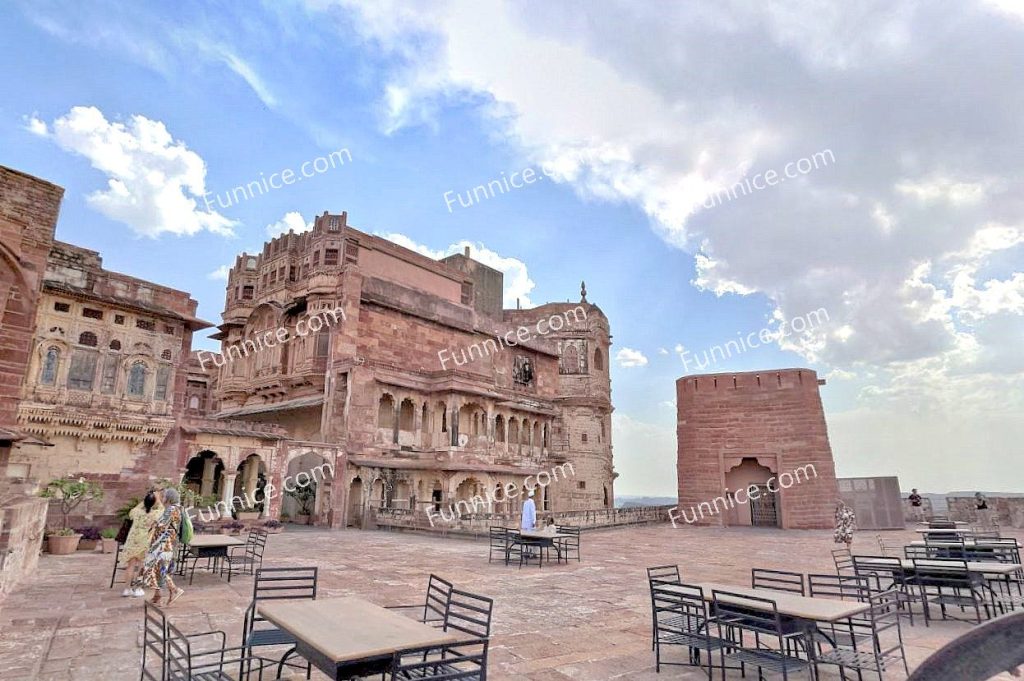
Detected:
left=262, top=519, right=284, bottom=534
left=77, top=526, right=102, bottom=551
left=100, top=528, right=119, bottom=553
left=221, top=520, right=246, bottom=535
left=39, top=477, right=104, bottom=555
left=235, top=503, right=260, bottom=522
left=285, top=483, right=316, bottom=525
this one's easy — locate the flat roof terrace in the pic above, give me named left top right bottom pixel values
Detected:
left=0, top=524, right=1019, bottom=680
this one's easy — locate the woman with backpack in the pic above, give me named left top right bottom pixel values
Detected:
left=139, top=487, right=186, bottom=606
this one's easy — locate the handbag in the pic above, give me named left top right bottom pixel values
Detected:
left=115, top=517, right=133, bottom=544
left=179, top=510, right=194, bottom=545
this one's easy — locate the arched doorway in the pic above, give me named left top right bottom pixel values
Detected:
left=284, top=452, right=333, bottom=526
left=724, top=458, right=778, bottom=527
left=182, top=451, right=224, bottom=500
left=347, top=477, right=363, bottom=527
left=233, top=454, right=268, bottom=515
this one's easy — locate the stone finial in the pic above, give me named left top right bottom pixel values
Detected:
left=580, top=280, right=588, bottom=303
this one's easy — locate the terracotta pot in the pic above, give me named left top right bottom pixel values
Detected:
left=236, top=512, right=260, bottom=521
left=101, top=538, right=119, bottom=554
left=47, top=534, right=82, bottom=555
left=263, top=526, right=283, bottom=534
left=78, top=539, right=98, bottom=551
left=295, top=514, right=311, bottom=525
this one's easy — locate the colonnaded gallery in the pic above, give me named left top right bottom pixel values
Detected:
left=0, top=165, right=617, bottom=529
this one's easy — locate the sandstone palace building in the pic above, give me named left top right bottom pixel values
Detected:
left=0, top=165, right=615, bottom=531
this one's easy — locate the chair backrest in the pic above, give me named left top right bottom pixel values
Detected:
left=832, top=547, right=854, bottom=573
left=164, top=621, right=193, bottom=680
left=646, top=565, right=681, bottom=587
left=711, top=590, right=786, bottom=642
left=555, top=525, right=580, bottom=537
left=904, top=545, right=932, bottom=560
left=852, top=555, right=907, bottom=588
left=443, top=588, right=494, bottom=640
left=421, top=574, right=454, bottom=623
left=751, top=568, right=804, bottom=595
left=141, top=602, right=168, bottom=681
left=808, top=573, right=871, bottom=602
left=489, top=526, right=507, bottom=543
left=911, top=558, right=972, bottom=587
left=252, top=566, right=318, bottom=602
left=651, top=582, right=709, bottom=632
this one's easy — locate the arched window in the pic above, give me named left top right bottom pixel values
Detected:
left=67, top=349, right=98, bottom=391
left=399, top=398, right=415, bottom=431
left=127, top=361, right=147, bottom=397
left=594, top=347, right=604, bottom=371
left=378, top=394, right=395, bottom=429
left=564, top=344, right=578, bottom=372
left=154, top=365, right=171, bottom=401
left=581, top=433, right=588, bottom=444
left=161, top=349, right=172, bottom=361
left=40, top=347, right=60, bottom=385
left=79, top=331, right=98, bottom=347
left=188, top=395, right=200, bottom=409
left=109, top=340, right=121, bottom=351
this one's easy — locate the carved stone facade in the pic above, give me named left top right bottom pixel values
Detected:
left=212, top=212, right=616, bottom=527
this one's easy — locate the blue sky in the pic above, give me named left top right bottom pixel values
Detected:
left=4, top=1, right=1024, bottom=496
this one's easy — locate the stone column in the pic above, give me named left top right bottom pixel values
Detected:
left=221, top=474, right=237, bottom=508
left=244, top=459, right=259, bottom=498
left=200, top=457, right=216, bottom=496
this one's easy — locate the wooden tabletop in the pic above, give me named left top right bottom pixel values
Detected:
left=258, top=597, right=459, bottom=664
left=907, top=539, right=1013, bottom=548
left=857, top=557, right=1023, bottom=575
left=659, top=582, right=869, bottom=622
left=519, top=530, right=574, bottom=540
left=188, top=534, right=246, bottom=548
left=914, top=528, right=973, bottom=534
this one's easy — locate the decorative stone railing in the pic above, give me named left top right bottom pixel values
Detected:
left=368, top=504, right=675, bottom=535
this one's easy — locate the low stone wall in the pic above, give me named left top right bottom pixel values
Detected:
left=946, top=496, right=1024, bottom=527
left=370, top=505, right=674, bottom=537
left=903, top=497, right=933, bottom=523
left=0, top=493, right=48, bottom=607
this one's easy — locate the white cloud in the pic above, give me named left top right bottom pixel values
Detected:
left=378, top=232, right=535, bottom=307
left=24, top=115, right=48, bottom=136
left=328, top=0, right=1024, bottom=488
left=266, top=211, right=313, bottom=238
left=615, top=347, right=648, bottom=368
left=207, top=265, right=231, bottom=281
left=658, top=347, right=669, bottom=356
left=29, top=106, right=236, bottom=238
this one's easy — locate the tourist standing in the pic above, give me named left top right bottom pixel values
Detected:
left=975, top=492, right=989, bottom=510
left=908, top=489, right=922, bottom=507
left=122, top=491, right=162, bottom=597
left=833, top=499, right=856, bottom=548
left=521, top=488, right=537, bottom=531
left=140, top=488, right=185, bottom=606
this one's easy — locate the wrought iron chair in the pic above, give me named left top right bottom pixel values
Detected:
left=651, top=582, right=730, bottom=677
left=487, top=526, right=520, bottom=565
left=385, top=573, right=454, bottom=627
left=751, top=568, right=805, bottom=596
left=388, top=639, right=488, bottom=681
left=110, top=541, right=126, bottom=589
left=814, top=589, right=910, bottom=679
left=831, top=547, right=854, bottom=574
left=852, top=555, right=924, bottom=626
left=711, top=589, right=812, bottom=680
left=807, top=574, right=876, bottom=652
left=876, top=534, right=900, bottom=557
left=220, top=528, right=268, bottom=582
left=241, top=567, right=318, bottom=678
left=165, top=619, right=275, bottom=680
left=647, top=565, right=682, bottom=650
left=553, top=525, right=581, bottom=563
left=913, top=558, right=990, bottom=625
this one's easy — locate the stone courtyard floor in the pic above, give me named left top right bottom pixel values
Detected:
left=0, top=523, right=1020, bottom=680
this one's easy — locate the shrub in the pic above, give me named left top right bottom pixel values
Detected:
left=100, top=528, right=118, bottom=539
left=77, top=526, right=102, bottom=541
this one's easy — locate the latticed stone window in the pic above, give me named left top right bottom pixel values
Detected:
left=136, top=318, right=155, bottom=331
left=67, top=350, right=98, bottom=391
left=40, top=347, right=60, bottom=385
left=114, top=314, right=125, bottom=325
left=100, top=355, right=119, bottom=394
left=82, top=308, right=103, bottom=320
left=127, top=361, right=147, bottom=397
left=161, top=349, right=172, bottom=361
left=78, top=331, right=98, bottom=347
left=154, top=365, right=170, bottom=401
left=53, top=302, right=70, bottom=312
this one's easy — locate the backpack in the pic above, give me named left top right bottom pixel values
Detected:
left=179, top=510, right=194, bottom=545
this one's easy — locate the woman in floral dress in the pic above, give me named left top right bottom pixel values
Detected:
left=122, top=490, right=162, bottom=597
left=833, top=499, right=856, bottom=547
left=140, top=488, right=185, bottom=606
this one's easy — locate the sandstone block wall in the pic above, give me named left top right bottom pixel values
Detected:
left=0, top=493, right=48, bottom=606
left=676, top=368, right=839, bottom=529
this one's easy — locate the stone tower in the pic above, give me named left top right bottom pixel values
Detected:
left=505, top=282, right=616, bottom=510
left=676, top=368, right=839, bottom=529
